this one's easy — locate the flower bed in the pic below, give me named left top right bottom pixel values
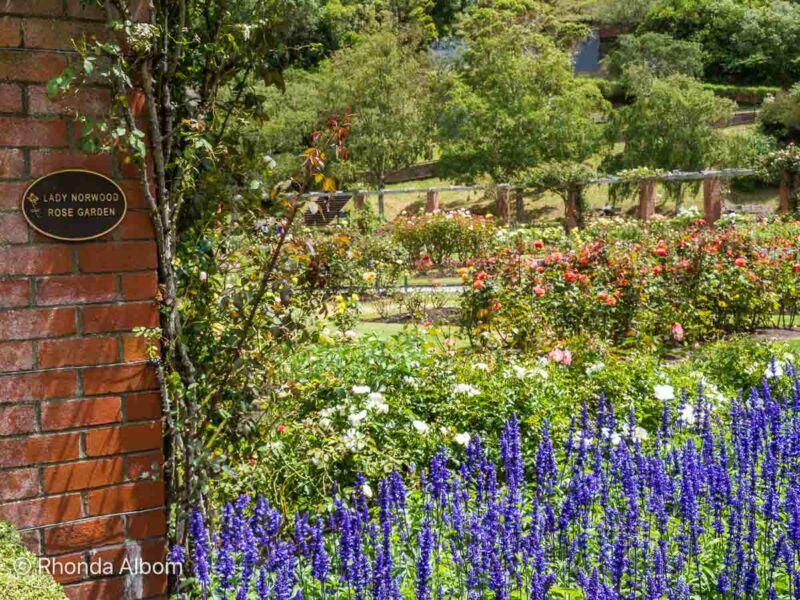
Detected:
left=461, top=217, right=800, bottom=350
left=176, top=368, right=800, bottom=599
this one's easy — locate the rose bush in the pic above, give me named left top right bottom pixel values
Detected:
left=391, top=209, right=496, bottom=269
left=461, top=216, right=800, bottom=351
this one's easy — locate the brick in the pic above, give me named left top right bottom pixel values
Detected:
left=0, top=212, right=28, bottom=243
left=28, top=85, right=110, bottom=116
left=0, top=306, right=76, bottom=340
left=91, top=539, right=165, bottom=574
left=38, top=336, right=119, bottom=368
left=0, top=181, right=27, bottom=208
left=0, top=245, right=72, bottom=275
left=0, top=83, right=21, bottom=112
left=82, top=301, right=157, bottom=333
left=0, top=148, right=23, bottom=177
left=121, top=272, right=157, bottom=301
left=78, top=241, right=157, bottom=272
left=45, top=552, right=87, bottom=584
left=0, top=50, right=66, bottom=82
left=0, top=494, right=81, bottom=528
left=87, top=480, right=164, bottom=515
left=84, top=421, right=161, bottom=456
left=19, top=529, right=40, bottom=554
left=0, top=467, right=39, bottom=500
left=42, top=396, right=121, bottom=431
left=121, top=333, right=149, bottom=362
left=125, top=391, right=161, bottom=421
left=43, top=457, right=125, bottom=493
left=45, top=515, right=125, bottom=554
left=0, top=116, right=68, bottom=147
left=30, top=150, right=111, bottom=176
left=127, top=450, right=162, bottom=481
left=0, top=403, right=36, bottom=435
left=127, top=508, right=166, bottom=539
left=23, top=18, right=110, bottom=50
left=118, top=211, right=154, bottom=239
left=0, top=0, right=63, bottom=16
left=37, top=274, right=117, bottom=305
left=0, top=17, right=21, bottom=47
left=0, top=279, right=29, bottom=307
left=0, top=370, right=78, bottom=403
left=117, top=179, right=151, bottom=209
left=0, top=432, right=80, bottom=467
left=63, top=577, right=126, bottom=600
left=0, top=340, right=33, bottom=371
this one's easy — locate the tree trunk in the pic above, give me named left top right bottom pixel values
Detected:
left=496, top=186, right=511, bottom=225
left=515, top=188, right=525, bottom=225
left=378, top=177, right=386, bottom=219
left=564, top=186, right=584, bottom=233
left=638, top=180, right=656, bottom=221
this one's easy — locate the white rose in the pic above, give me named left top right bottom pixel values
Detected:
left=352, top=385, right=371, bottom=395
left=654, top=384, right=675, bottom=401
left=413, top=420, right=430, bottom=435
left=348, top=410, right=367, bottom=426
left=453, top=432, right=471, bottom=447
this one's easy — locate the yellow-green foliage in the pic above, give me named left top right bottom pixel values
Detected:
left=0, top=521, right=65, bottom=600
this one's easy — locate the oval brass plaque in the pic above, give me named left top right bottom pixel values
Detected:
left=21, top=170, right=127, bottom=241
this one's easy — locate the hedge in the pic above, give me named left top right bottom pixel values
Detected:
left=593, top=79, right=780, bottom=106
left=702, top=83, right=781, bottom=105
left=0, top=521, right=65, bottom=600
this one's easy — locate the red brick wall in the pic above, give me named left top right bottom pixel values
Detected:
left=0, top=2, right=166, bottom=599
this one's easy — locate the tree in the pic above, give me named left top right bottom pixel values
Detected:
left=320, top=30, right=435, bottom=214
left=760, top=86, right=800, bottom=144
left=603, top=74, right=734, bottom=207
left=435, top=2, right=610, bottom=185
left=603, top=32, right=704, bottom=82
left=523, top=161, right=596, bottom=232
left=259, top=30, right=434, bottom=216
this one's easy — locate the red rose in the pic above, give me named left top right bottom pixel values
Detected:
left=533, top=240, right=544, bottom=249
left=533, top=286, right=545, bottom=297
left=734, top=257, right=747, bottom=267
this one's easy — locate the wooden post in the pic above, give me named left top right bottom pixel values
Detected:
left=515, top=188, right=525, bottom=224
left=425, top=190, right=439, bottom=213
left=703, top=176, right=722, bottom=224
left=354, top=192, right=366, bottom=210
left=496, top=186, right=511, bottom=225
left=639, top=180, right=656, bottom=221
left=779, top=170, right=792, bottom=214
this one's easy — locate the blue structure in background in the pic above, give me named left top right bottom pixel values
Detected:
left=574, top=30, right=601, bottom=72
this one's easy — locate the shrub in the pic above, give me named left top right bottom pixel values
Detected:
left=461, top=218, right=800, bottom=350
left=0, top=521, right=65, bottom=600
left=391, top=209, right=495, bottom=269
left=177, top=374, right=800, bottom=600
left=213, top=325, right=776, bottom=510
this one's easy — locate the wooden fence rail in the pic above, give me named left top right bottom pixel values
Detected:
left=298, top=167, right=793, bottom=226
